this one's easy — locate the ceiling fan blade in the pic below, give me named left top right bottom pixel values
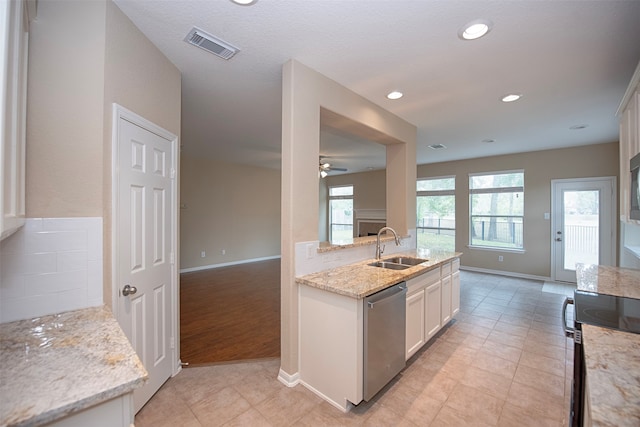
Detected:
left=329, top=167, right=347, bottom=172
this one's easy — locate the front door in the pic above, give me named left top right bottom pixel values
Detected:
left=551, top=177, right=616, bottom=282
left=113, top=105, right=178, bottom=411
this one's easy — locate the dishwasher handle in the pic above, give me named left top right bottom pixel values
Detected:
left=367, top=284, right=406, bottom=309
left=562, top=296, right=574, bottom=338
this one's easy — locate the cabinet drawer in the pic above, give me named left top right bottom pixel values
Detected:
left=406, top=268, right=440, bottom=294
left=441, top=261, right=452, bottom=276
left=452, top=258, right=460, bottom=273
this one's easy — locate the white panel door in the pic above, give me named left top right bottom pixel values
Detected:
left=551, top=178, right=616, bottom=282
left=115, top=111, right=176, bottom=412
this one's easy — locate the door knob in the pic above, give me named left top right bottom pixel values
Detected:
left=122, top=284, right=137, bottom=296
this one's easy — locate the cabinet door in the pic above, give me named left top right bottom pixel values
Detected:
left=451, top=271, right=460, bottom=317
left=406, top=289, right=425, bottom=359
left=0, top=0, right=28, bottom=240
left=425, top=281, right=441, bottom=340
left=441, top=275, right=452, bottom=325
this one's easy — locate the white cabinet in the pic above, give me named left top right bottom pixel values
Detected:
left=451, top=258, right=460, bottom=316
left=425, top=280, right=442, bottom=340
left=46, top=393, right=134, bottom=427
left=405, top=289, right=425, bottom=359
left=405, top=267, right=440, bottom=359
left=619, top=62, right=640, bottom=222
left=404, top=258, right=461, bottom=360
left=452, top=270, right=460, bottom=316
left=441, top=274, right=452, bottom=325
left=0, top=0, right=30, bottom=240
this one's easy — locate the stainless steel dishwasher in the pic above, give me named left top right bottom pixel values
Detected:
left=363, top=282, right=407, bottom=401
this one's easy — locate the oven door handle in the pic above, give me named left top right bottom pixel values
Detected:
left=562, top=296, right=574, bottom=337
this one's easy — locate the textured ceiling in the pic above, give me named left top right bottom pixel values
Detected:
left=113, top=0, right=640, bottom=175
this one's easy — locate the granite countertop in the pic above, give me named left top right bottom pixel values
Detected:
left=581, top=324, right=640, bottom=427
left=296, top=249, right=462, bottom=299
left=317, top=234, right=407, bottom=253
left=576, top=263, right=640, bottom=299
left=0, top=306, right=148, bottom=427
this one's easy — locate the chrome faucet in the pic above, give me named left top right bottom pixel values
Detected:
left=376, top=227, right=401, bottom=259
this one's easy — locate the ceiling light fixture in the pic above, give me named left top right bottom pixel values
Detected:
left=458, top=19, right=493, bottom=40
left=230, top=0, right=258, bottom=5
left=320, top=170, right=328, bottom=178
left=428, top=144, right=447, bottom=150
left=387, top=91, right=403, bottom=100
left=481, top=139, right=495, bottom=143
left=569, top=124, right=589, bottom=130
left=501, top=93, right=522, bottom=103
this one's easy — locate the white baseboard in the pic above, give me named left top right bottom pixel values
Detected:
left=298, top=380, right=353, bottom=413
left=460, top=265, right=550, bottom=282
left=180, top=255, right=281, bottom=273
left=277, top=368, right=300, bottom=387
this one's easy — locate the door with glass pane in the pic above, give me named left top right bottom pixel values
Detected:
left=551, top=178, right=616, bottom=282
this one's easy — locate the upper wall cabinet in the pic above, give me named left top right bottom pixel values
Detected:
left=618, top=62, right=640, bottom=223
left=1, top=0, right=33, bottom=240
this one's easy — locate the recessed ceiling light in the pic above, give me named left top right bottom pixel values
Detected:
left=428, top=144, right=447, bottom=150
left=501, top=94, right=522, bottom=103
left=569, top=124, right=589, bottom=130
left=230, top=0, right=257, bottom=5
left=481, top=139, right=495, bottom=143
left=387, top=91, right=403, bottom=100
left=458, top=19, right=493, bottom=40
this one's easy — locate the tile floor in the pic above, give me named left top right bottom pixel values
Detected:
left=135, top=271, right=576, bottom=426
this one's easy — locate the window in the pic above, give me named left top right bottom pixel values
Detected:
left=329, top=185, right=353, bottom=242
left=469, top=171, right=524, bottom=250
left=417, top=177, right=455, bottom=251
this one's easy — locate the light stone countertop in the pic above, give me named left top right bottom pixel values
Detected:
left=317, top=234, right=407, bottom=253
left=581, top=324, right=640, bottom=427
left=0, top=306, right=148, bottom=427
left=296, top=249, right=462, bottom=299
left=576, top=263, right=640, bottom=299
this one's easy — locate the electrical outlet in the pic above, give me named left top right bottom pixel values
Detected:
left=201, top=251, right=206, bottom=258
left=498, top=255, right=504, bottom=262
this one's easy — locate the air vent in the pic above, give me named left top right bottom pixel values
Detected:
left=184, top=27, right=239, bottom=60
left=428, top=144, right=447, bottom=150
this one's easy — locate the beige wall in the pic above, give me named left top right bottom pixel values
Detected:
left=417, top=142, right=619, bottom=278
left=320, top=169, right=386, bottom=241
left=102, top=1, right=181, bottom=303
left=25, top=0, right=181, bottom=306
left=26, top=0, right=107, bottom=217
left=281, top=60, right=416, bottom=378
left=180, top=155, right=281, bottom=269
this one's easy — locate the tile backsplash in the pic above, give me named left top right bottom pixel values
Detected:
left=0, top=218, right=103, bottom=323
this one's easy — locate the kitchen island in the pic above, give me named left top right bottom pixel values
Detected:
left=297, top=248, right=462, bottom=298
left=0, top=306, right=147, bottom=427
left=296, top=249, right=461, bottom=411
left=581, top=324, right=640, bottom=427
left=575, top=264, right=640, bottom=427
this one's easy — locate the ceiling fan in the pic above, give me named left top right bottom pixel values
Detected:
left=319, top=156, right=347, bottom=178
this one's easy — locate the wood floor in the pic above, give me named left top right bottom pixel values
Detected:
left=179, top=258, right=280, bottom=365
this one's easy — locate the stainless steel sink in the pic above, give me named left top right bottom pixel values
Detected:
left=385, top=257, right=428, bottom=266
left=368, top=261, right=411, bottom=270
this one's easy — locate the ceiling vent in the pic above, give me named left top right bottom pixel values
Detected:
left=428, top=144, right=447, bottom=150
left=184, top=27, right=239, bottom=60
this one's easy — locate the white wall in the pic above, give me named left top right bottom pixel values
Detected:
left=0, top=218, right=103, bottom=322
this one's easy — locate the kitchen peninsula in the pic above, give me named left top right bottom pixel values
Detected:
left=296, top=249, right=461, bottom=411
